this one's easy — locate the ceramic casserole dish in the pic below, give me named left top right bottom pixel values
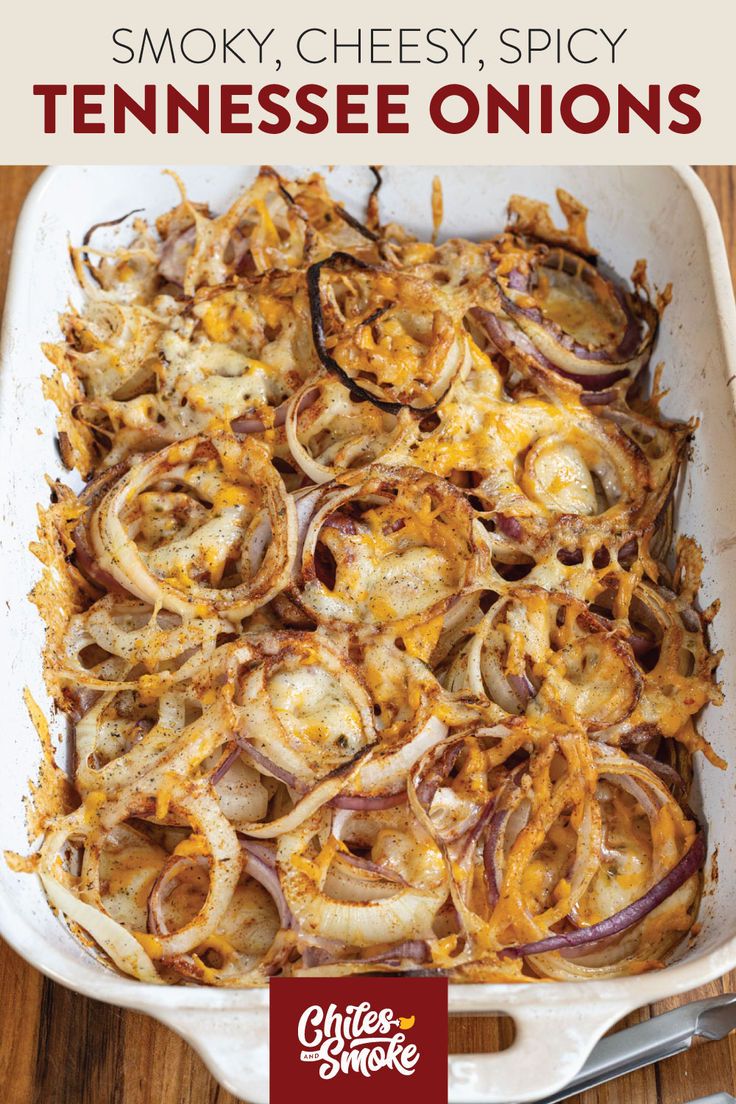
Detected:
left=0, top=164, right=735, bottom=1103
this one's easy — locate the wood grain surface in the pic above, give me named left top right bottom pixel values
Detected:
left=0, top=164, right=734, bottom=1104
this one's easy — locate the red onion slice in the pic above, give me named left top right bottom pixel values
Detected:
left=474, top=308, right=632, bottom=394
left=147, top=854, right=205, bottom=937
left=581, top=388, right=618, bottom=406
left=489, top=246, right=658, bottom=390
left=329, top=791, right=407, bottom=810
left=628, top=752, right=685, bottom=794
left=415, top=743, right=463, bottom=810
left=236, top=837, right=277, bottom=868
left=158, top=224, right=196, bottom=284
left=359, top=939, right=429, bottom=965
left=495, top=514, right=524, bottom=541
left=300, top=938, right=429, bottom=969
left=209, top=744, right=241, bottom=787
left=483, top=808, right=509, bottom=909
left=506, top=672, right=537, bottom=709
left=72, top=462, right=131, bottom=595
left=238, top=739, right=305, bottom=792
left=335, top=851, right=407, bottom=884
left=241, top=839, right=292, bottom=928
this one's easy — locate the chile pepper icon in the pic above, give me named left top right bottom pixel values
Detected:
left=391, top=1015, right=415, bottom=1030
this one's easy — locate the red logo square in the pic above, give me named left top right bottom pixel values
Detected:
left=269, top=976, right=448, bottom=1103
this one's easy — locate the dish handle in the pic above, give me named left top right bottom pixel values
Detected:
left=152, top=1007, right=270, bottom=1104
left=150, top=995, right=633, bottom=1103
left=448, top=997, right=634, bottom=1103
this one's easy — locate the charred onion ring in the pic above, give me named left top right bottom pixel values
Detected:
left=307, top=251, right=471, bottom=414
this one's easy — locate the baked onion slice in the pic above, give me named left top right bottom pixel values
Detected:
left=488, top=204, right=660, bottom=390
left=292, top=464, right=489, bottom=629
left=38, top=777, right=242, bottom=972
left=161, top=270, right=316, bottom=438
left=501, top=747, right=703, bottom=969
left=72, top=461, right=132, bottom=594
left=58, top=298, right=164, bottom=403
left=145, top=842, right=291, bottom=984
left=498, top=246, right=657, bottom=388
left=591, top=575, right=723, bottom=759
left=75, top=686, right=196, bottom=794
left=234, top=632, right=376, bottom=790
left=308, top=252, right=472, bottom=413
left=157, top=167, right=312, bottom=292
left=89, top=433, right=296, bottom=621
left=473, top=414, right=652, bottom=555
left=443, top=587, right=643, bottom=733
left=278, top=814, right=448, bottom=948
left=61, top=595, right=229, bottom=693
left=284, top=376, right=411, bottom=484
left=88, top=778, right=242, bottom=959
left=39, top=811, right=162, bottom=982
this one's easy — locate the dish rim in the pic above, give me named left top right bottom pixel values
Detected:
left=1, top=163, right=735, bottom=1102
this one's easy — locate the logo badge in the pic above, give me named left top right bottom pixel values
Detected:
left=270, top=976, right=448, bottom=1102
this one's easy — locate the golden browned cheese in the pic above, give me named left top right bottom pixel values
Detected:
left=22, top=169, right=722, bottom=986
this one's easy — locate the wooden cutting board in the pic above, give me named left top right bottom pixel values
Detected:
left=0, top=164, right=734, bottom=1104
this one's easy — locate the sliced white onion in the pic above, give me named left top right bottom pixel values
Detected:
left=90, top=433, right=296, bottom=622
left=41, top=872, right=162, bottom=983
left=278, top=816, right=447, bottom=947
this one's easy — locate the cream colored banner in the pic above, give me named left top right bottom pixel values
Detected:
left=2, top=0, right=734, bottom=163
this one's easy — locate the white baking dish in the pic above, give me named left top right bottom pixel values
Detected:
left=1, top=165, right=735, bottom=1104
